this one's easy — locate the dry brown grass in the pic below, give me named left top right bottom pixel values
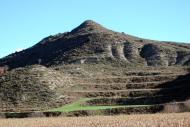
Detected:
left=0, top=113, right=190, bottom=127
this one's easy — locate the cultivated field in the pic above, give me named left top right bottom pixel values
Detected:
left=0, top=113, right=189, bottom=127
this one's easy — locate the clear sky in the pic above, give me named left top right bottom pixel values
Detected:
left=0, top=0, right=190, bottom=58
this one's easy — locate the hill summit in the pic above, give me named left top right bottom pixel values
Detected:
left=71, top=20, right=108, bottom=34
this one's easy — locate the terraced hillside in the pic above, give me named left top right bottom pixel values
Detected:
left=47, top=65, right=190, bottom=115
left=0, top=64, right=189, bottom=117
left=0, top=20, right=190, bottom=117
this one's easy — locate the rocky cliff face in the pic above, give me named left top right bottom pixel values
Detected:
left=0, top=20, right=190, bottom=69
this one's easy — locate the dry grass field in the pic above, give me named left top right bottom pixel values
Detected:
left=0, top=113, right=190, bottom=127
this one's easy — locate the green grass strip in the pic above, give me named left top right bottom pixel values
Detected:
left=48, top=98, right=149, bottom=112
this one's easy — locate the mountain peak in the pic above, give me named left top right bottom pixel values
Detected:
left=81, top=20, right=100, bottom=26
left=71, top=20, right=107, bottom=34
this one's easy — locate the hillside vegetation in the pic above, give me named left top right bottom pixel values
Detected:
left=0, top=65, right=73, bottom=112
left=0, top=20, right=189, bottom=116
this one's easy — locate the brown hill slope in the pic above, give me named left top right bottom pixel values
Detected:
left=0, top=20, right=190, bottom=69
left=0, top=65, right=74, bottom=112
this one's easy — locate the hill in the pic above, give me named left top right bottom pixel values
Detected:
left=0, top=20, right=190, bottom=117
left=0, top=20, right=190, bottom=69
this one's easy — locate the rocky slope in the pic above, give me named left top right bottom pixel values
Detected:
left=0, top=20, right=190, bottom=69
left=0, top=65, right=74, bottom=112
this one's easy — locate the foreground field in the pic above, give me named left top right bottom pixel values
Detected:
left=0, top=113, right=190, bottom=127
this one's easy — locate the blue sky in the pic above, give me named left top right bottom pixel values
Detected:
left=0, top=0, right=190, bottom=58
